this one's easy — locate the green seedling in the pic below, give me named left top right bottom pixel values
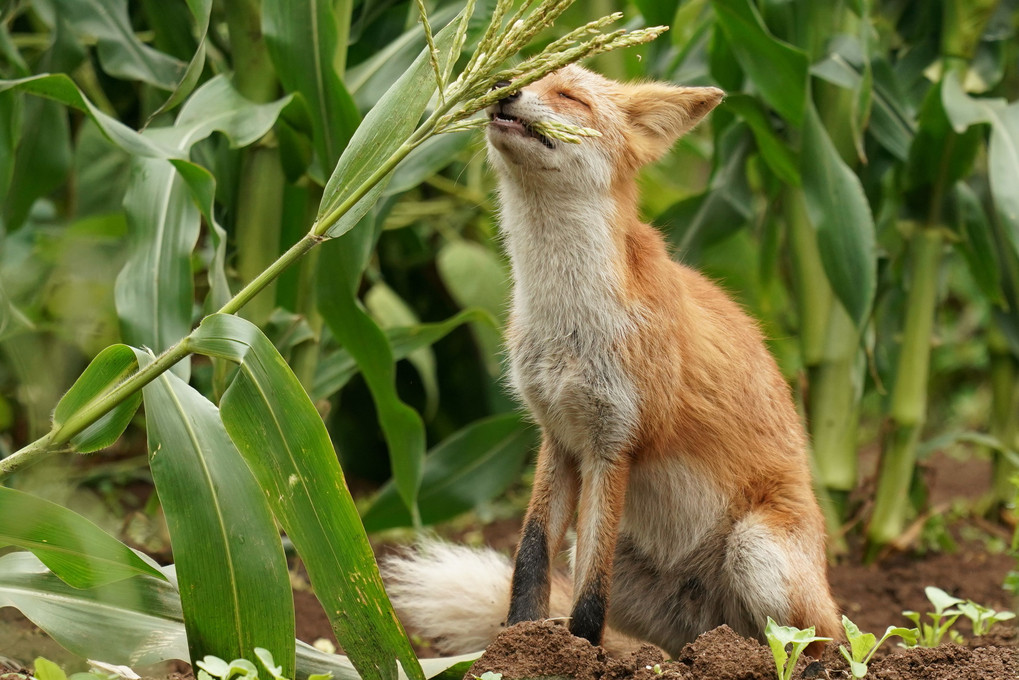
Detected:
left=901, top=586, right=964, bottom=647
left=32, top=658, right=124, bottom=680
left=957, top=600, right=1016, bottom=636
left=764, top=617, right=832, bottom=680
left=838, top=616, right=918, bottom=678
left=196, top=650, right=330, bottom=680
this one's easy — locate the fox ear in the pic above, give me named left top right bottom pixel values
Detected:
left=621, top=83, right=724, bottom=165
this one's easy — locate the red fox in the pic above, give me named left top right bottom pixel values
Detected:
left=384, top=64, right=840, bottom=657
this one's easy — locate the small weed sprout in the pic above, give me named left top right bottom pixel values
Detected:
left=901, top=586, right=964, bottom=647
left=957, top=600, right=1016, bottom=636
left=473, top=673, right=503, bottom=680
left=838, top=616, right=918, bottom=678
left=32, top=658, right=126, bottom=680
left=196, top=649, right=331, bottom=680
left=764, top=617, right=831, bottom=680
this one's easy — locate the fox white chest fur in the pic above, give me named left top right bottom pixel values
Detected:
left=497, top=179, right=639, bottom=458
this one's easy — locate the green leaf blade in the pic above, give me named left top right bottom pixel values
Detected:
left=711, top=0, right=808, bottom=127
left=189, top=314, right=424, bottom=680
left=362, top=413, right=537, bottom=532
left=52, top=344, right=143, bottom=452
left=51, top=0, right=185, bottom=89
left=0, top=487, right=164, bottom=588
left=317, top=13, right=461, bottom=237
left=138, top=353, right=295, bottom=673
left=263, top=0, right=360, bottom=171
left=800, top=105, right=876, bottom=327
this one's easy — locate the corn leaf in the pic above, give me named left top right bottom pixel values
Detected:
left=3, top=16, right=80, bottom=231
left=50, top=0, right=185, bottom=90
left=146, top=0, right=212, bottom=120
left=345, top=5, right=461, bottom=108
left=115, top=76, right=290, bottom=375
left=137, top=352, right=294, bottom=674
left=263, top=0, right=360, bottom=172
left=317, top=12, right=460, bottom=236
left=317, top=235, right=427, bottom=528
left=711, top=0, right=808, bottom=127
left=362, top=413, right=537, bottom=532
left=0, top=552, right=187, bottom=667
left=188, top=313, right=424, bottom=680
left=0, top=487, right=164, bottom=588
left=312, top=308, right=493, bottom=401
left=722, top=94, right=800, bottom=185
left=800, top=104, right=876, bottom=326
left=0, top=550, right=475, bottom=680
left=51, top=344, right=142, bottom=453
left=942, top=73, right=1019, bottom=262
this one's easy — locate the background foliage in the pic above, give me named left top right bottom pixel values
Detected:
left=1, top=0, right=1018, bottom=676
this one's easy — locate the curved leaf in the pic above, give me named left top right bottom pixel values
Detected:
left=800, top=104, right=876, bottom=326
left=362, top=413, right=537, bottom=532
left=312, top=308, right=493, bottom=402
left=711, top=0, right=808, bottom=127
left=942, top=73, right=1019, bottom=260
left=263, top=0, right=360, bottom=172
left=138, top=353, right=294, bottom=672
left=52, top=344, right=142, bottom=452
left=345, top=6, right=461, bottom=108
left=50, top=0, right=185, bottom=89
left=317, top=12, right=461, bottom=236
left=0, top=552, right=188, bottom=667
left=0, top=487, right=164, bottom=588
left=317, top=238, right=426, bottom=529
left=115, top=76, right=290, bottom=371
left=188, top=314, right=424, bottom=680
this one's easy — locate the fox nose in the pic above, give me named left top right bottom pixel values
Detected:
left=493, top=80, right=520, bottom=103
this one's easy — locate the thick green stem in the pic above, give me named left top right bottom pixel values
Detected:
left=223, top=0, right=278, bottom=103
left=787, top=190, right=832, bottom=366
left=787, top=189, right=855, bottom=551
left=867, top=228, right=944, bottom=550
left=988, top=324, right=1018, bottom=507
left=235, top=144, right=286, bottom=326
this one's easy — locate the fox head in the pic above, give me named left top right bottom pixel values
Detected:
left=486, top=65, right=723, bottom=186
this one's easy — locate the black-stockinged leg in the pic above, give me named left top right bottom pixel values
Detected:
left=507, top=519, right=550, bottom=624
left=569, top=577, right=607, bottom=645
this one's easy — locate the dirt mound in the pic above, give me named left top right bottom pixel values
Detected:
left=463, top=620, right=1018, bottom=680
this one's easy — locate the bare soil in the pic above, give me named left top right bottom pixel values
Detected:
left=466, top=618, right=1018, bottom=680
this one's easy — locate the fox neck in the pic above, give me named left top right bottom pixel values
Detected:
left=496, top=173, right=639, bottom=336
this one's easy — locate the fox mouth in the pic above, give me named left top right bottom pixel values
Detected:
left=489, top=112, right=555, bottom=149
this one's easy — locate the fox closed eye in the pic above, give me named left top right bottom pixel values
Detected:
left=558, top=91, right=589, bottom=107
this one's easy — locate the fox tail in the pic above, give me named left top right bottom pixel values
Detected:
left=381, top=539, right=642, bottom=655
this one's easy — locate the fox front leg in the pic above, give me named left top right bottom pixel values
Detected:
left=507, top=438, right=578, bottom=624
left=569, top=455, right=630, bottom=645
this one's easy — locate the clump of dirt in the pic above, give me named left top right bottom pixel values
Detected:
left=463, top=620, right=1018, bottom=680
left=465, top=621, right=606, bottom=680
left=672, top=626, right=778, bottom=680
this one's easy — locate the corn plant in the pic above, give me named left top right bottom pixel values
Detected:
left=764, top=617, right=831, bottom=680
left=838, top=616, right=918, bottom=678
left=0, top=0, right=664, bottom=676
left=956, top=600, right=1015, bottom=637
left=902, top=586, right=965, bottom=647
